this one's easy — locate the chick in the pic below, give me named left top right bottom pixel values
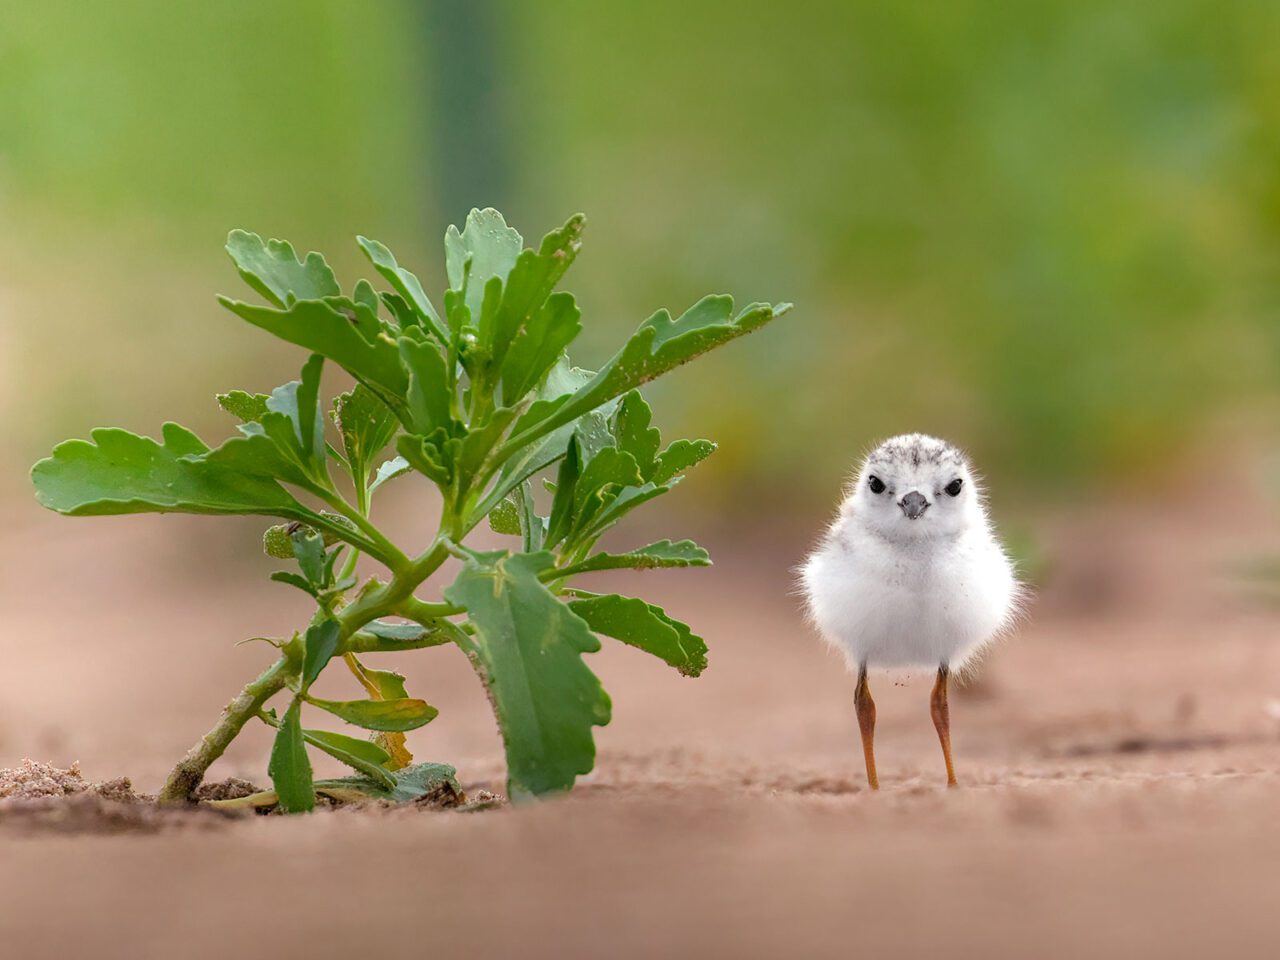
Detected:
left=800, top=434, right=1021, bottom=789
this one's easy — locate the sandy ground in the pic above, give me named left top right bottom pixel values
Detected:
left=2, top=480, right=1279, bottom=959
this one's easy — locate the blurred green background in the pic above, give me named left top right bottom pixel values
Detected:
left=4, top=0, right=1278, bottom=509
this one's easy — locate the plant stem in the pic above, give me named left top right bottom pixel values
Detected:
left=320, top=492, right=410, bottom=573
left=163, top=533, right=457, bottom=802
left=158, top=655, right=294, bottom=803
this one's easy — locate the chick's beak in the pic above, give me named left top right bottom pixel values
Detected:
left=900, top=490, right=929, bottom=519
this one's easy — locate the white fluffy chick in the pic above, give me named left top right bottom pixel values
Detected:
left=800, top=433, right=1021, bottom=789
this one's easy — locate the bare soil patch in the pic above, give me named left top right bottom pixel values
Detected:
left=2, top=485, right=1279, bottom=957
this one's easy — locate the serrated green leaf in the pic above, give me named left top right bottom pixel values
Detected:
left=226, top=230, right=339, bottom=308
left=268, top=699, right=314, bottom=813
left=396, top=433, right=452, bottom=486
left=445, top=208, right=523, bottom=322
left=585, top=480, right=674, bottom=537
left=515, top=481, right=545, bottom=553
left=444, top=551, right=610, bottom=800
left=267, top=353, right=326, bottom=468
left=218, top=358, right=330, bottom=493
left=456, top=408, right=516, bottom=482
left=219, top=297, right=408, bottom=409
left=567, top=447, right=643, bottom=541
left=557, top=540, right=711, bottom=576
left=217, top=390, right=270, bottom=424
left=499, top=292, right=582, bottom=405
left=544, top=435, right=581, bottom=548
left=472, top=360, right=603, bottom=522
left=290, top=526, right=326, bottom=587
left=314, top=762, right=458, bottom=804
left=301, top=618, right=341, bottom=688
left=270, top=571, right=317, bottom=596
left=486, top=216, right=585, bottom=399
left=399, top=337, right=453, bottom=436
left=357, top=236, right=447, bottom=343
left=379, top=290, right=418, bottom=332
left=613, top=391, right=660, bottom=479
left=653, top=438, right=717, bottom=484
left=369, top=456, right=411, bottom=494
left=501, top=298, right=790, bottom=456
left=488, top=495, right=521, bottom=535
left=568, top=594, right=708, bottom=677
left=333, top=385, right=399, bottom=484
left=352, top=279, right=379, bottom=314
left=306, top=696, right=438, bottom=732
left=32, top=423, right=304, bottom=518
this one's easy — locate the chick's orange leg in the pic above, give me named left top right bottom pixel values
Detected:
left=931, top=665, right=958, bottom=787
left=854, top=665, right=879, bottom=790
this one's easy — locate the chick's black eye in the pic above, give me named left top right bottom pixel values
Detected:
left=945, top=478, right=963, bottom=497
left=868, top=476, right=886, bottom=494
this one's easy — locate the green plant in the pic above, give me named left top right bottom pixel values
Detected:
left=30, top=209, right=790, bottom=809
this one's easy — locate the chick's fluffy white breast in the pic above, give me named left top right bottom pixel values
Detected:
left=800, top=434, right=1020, bottom=673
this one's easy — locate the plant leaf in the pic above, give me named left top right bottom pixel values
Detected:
left=545, top=435, right=581, bottom=547
left=210, top=762, right=459, bottom=810
left=499, top=293, right=582, bottom=404
left=301, top=618, right=341, bottom=688
left=445, top=208, right=523, bottom=321
left=556, top=539, right=711, bottom=576
left=306, top=696, right=439, bottom=732
left=226, top=230, right=339, bottom=308
left=345, top=657, right=415, bottom=771
left=515, top=481, right=545, bottom=553
left=218, top=297, right=408, bottom=409
left=357, top=236, right=447, bottom=343
left=302, top=729, right=395, bottom=787
left=444, top=551, right=610, bottom=800
left=584, top=480, right=674, bottom=537
left=563, top=447, right=643, bottom=544
left=217, top=390, right=270, bottom=424
left=486, top=216, right=586, bottom=399
left=502, top=298, right=791, bottom=454
left=396, top=433, right=453, bottom=486
left=613, top=391, right=661, bottom=479
left=268, top=699, right=314, bottom=813
left=333, top=385, right=399, bottom=484
left=653, top=438, right=717, bottom=484
left=399, top=337, right=453, bottom=436
left=303, top=729, right=391, bottom=767
left=32, top=423, right=305, bottom=518
left=488, top=495, right=521, bottom=535
left=290, top=526, right=327, bottom=585
left=314, top=762, right=459, bottom=804
left=471, top=359, right=613, bottom=521
left=269, top=572, right=317, bottom=596
left=369, top=456, right=411, bottom=493
left=568, top=594, right=708, bottom=677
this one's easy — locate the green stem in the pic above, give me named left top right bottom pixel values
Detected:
left=163, top=532, right=457, bottom=802
left=320, top=492, right=409, bottom=573
left=157, top=655, right=294, bottom=803
left=336, top=473, right=369, bottom=585
left=396, top=596, right=464, bottom=622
